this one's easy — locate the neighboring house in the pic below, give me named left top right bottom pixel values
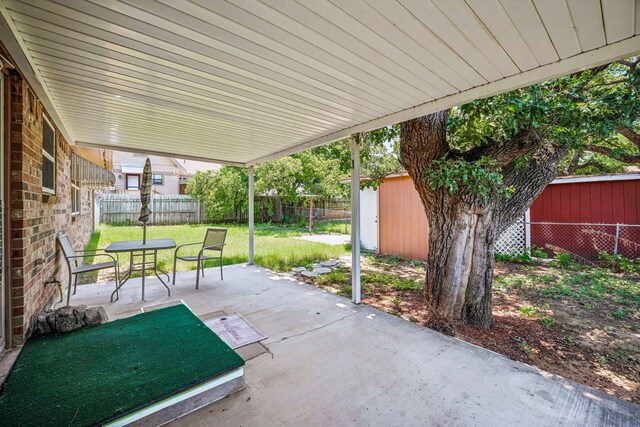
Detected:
left=0, top=51, right=114, bottom=348
left=110, top=151, right=218, bottom=195
left=360, top=173, right=640, bottom=260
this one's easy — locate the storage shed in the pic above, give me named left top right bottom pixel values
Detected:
left=362, top=173, right=640, bottom=260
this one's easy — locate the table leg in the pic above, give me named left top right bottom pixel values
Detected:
left=110, top=251, right=133, bottom=302
left=142, top=249, right=146, bottom=301
left=153, top=250, right=171, bottom=297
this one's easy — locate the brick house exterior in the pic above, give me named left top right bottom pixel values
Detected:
left=3, top=50, right=112, bottom=348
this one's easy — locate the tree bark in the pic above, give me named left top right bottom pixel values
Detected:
left=400, top=113, right=567, bottom=330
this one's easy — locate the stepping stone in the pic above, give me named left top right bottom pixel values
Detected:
left=319, top=261, right=338, bottom=267
left=291, top=267, right=307, bottom=273
left=313, top=267, right=332, bottom=274
left=301, top=270, right=320, bottom=277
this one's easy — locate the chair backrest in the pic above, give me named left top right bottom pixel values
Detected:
left=203, top=228, right=227, bottom=249
left=57, top=233, right=75, bottom=259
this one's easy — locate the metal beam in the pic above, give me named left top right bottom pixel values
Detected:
left=248, top=165, right=255, bottom=265
left=350, top=136, right=361, bottom=304
left=75, top=141, right=245, bottom=167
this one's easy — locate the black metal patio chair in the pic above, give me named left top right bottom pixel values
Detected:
left=173, top=228, right=227, bottom=289
left=57, top=232, right=120, bottom=306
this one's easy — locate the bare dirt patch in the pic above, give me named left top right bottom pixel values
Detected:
left=298, top=255, right=640, bottom=403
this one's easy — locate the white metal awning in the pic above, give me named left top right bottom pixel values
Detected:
left=120, top=165, right=144, bottom=174
left=0, top=0, right=639, bottom=166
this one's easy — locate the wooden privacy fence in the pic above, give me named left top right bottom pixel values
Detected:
left=99, top=194, right=205, bottom=225
left=98, top=194, right=350, bottom=225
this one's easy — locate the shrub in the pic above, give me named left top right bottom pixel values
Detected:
left=598, top=252, right=640, bottom=274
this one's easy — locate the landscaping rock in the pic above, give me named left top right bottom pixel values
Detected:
left=301, top=270, right=320, bottom=278
left=319, top=261, right=338, bottom=267
left=55, top=305, right=86, bottom=333
left=84, top=306, right=108, bottom=326
left=35, top=311, right=53, bottom=335
left=35, top=305, right=109, bottom=335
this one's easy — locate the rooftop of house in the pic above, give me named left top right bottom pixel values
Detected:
left=110, top=150, right=220, bottom=176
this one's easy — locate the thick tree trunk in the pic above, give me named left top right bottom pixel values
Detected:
left=399, top=112, right=568, bottom=330
left=272, top=195, right=283, bottom=223
left=424, top=196, right=497, bottom=329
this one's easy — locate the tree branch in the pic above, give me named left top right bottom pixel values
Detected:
left=584, top=78, right=629, bottom=90
left=461, top=128, right=543, bottom=166
left=586, top=145, right=640, bottom=163
left=618, top=127, right=640, bottom=150
left=562, top=151, right=581, bottom=175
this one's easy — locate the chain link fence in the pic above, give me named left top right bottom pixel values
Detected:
left=496, top=221, right=640, bottom=260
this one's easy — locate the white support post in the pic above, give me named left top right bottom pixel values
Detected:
left=524, top=208, right=531, bottom=254
left=350, top=136, right=361, bottom=304
left=248, top=166, right=255, bottom=265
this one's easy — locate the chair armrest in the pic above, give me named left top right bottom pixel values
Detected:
left=66, top=253, right=118, bottom=263
left=199, top=244, right=225, bottom=257
left=174, top=242, right=201, bottom=256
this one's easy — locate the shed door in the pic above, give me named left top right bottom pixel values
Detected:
left=360, top=187, right=378, bottom=251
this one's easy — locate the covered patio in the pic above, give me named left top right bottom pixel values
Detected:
left=1, top=0, right=640, bottom=308
left=65, top=266, right=638, bottom=426
left=0, top=1, right=639, bottom=424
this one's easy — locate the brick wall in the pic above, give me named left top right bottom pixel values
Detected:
left=8, top=71, right=94, bottom=346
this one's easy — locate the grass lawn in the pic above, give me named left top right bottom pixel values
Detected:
left=81, top=221, right=349, bottom=283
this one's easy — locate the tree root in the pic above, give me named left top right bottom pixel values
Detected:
left=426, top=316, right=456, bottom=337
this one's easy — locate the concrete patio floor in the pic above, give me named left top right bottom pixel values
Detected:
left=69, top=264, right=639, bottom=426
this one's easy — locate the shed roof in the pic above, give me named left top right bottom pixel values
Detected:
left=0, top=0, right=638, bottom=166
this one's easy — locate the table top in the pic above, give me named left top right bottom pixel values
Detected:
left=104, top=238, right=176, bottom=252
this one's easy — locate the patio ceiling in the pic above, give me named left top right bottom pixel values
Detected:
left=0, top=1, right=639, bottom=166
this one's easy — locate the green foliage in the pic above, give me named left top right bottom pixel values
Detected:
left=530, top=247, right=549, bottom=258
left=338, top=285, right=352, bottom=298
left=428, top=58, right=640, bottom=193
left=362, top=271, right=423, bottom=292
left=425, top=156, right=514, bottom=203
left=554, top=253, right=578, bottom=269
left=495, top=252, right=532, bottom=264
left=520, top=305, right=555, bottom=329
left=315, top=269, right=348, bottom=286
left=390, top=295, right=403, bottom=316
left=186, top=167, right=248, bottom=221
left=598, top=252, right=640, bottom=274
left=613, top=309, right=627, bottom=319
left=448, top=60, right=640, bottom=152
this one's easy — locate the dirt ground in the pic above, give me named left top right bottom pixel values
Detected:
left=298, top=255, right=640, bottom=404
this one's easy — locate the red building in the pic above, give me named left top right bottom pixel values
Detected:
left=372, top=174, right=640, bottom=261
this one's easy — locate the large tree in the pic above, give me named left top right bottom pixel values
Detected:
left=398, top=58, right=640, bottom=330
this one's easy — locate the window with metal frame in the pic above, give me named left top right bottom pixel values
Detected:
left=42, top=117, right=55, bottom=193
left=152, top=174, right=164, bottom=185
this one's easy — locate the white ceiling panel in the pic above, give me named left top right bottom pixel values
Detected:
left=602, top=0, right=636, bottom=43
left=0, top=0, right=638, bottom=165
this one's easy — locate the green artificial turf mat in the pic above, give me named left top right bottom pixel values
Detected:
left=0, top=304, right=244, bottom=427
